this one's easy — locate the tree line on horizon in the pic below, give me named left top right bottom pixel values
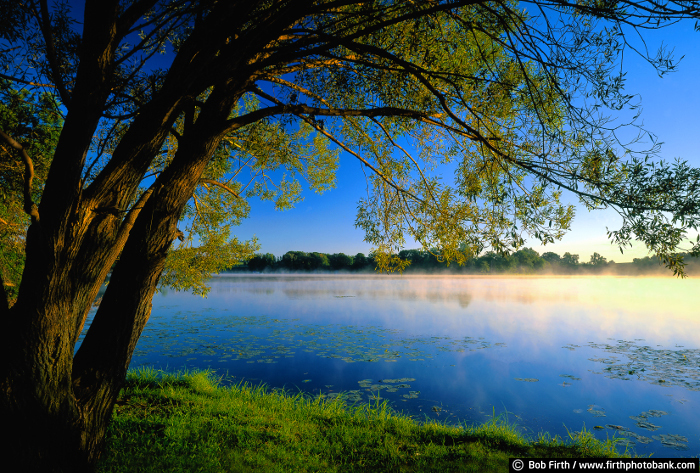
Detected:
left=240, top=249, right=700, bottom=275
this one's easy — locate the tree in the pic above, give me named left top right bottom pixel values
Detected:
left=2, top=1, right=700, bottom=471
left=398, top=248, right=430, bottom=269
left=308, top=251, right=331, bottom=270
left=478, top=260, right=490, bottom=273
left=328, top=252, right=353, bottom=270
left=541, top=251, right=561, bottom=265
left=589, top=252, right=607, bottom=266
left=281, top=251, right=306, bottom=270
left=247, top=252, right=276, bottom=272
left=513, top=247, right=543, bottom=272
left=351, top=252, right=369, bottom=270
left=561, top=252, right=580, bottom=269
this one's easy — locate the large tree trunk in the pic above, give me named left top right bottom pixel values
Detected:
left=0, top=77, right=244, bottom=471
left=0, top=0, right=282, bottom=469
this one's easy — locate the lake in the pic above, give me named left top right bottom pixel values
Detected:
left=81, top=275, right=700, bottom=458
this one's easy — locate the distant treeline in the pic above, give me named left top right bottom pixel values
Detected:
left=232, top=249, right=700, bottom=275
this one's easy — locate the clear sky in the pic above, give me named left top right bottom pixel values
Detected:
left=233, top=20, right=700, bottom=263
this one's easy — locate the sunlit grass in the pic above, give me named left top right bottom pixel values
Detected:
left=98, top=368, right=632, bottom=472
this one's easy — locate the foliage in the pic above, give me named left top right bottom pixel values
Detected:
left=561, top=252, right=580, bottom=269
left=328, top=252, right=353, bottom=270
left=0, top=80, right=62, bottom=305
left=589, top=252, right=608, bottom=266
left=247, top=253, right=276, bottom=272
left=154, top=95, right=340, bottom=292
left=159, top=231, right=258, bottom=296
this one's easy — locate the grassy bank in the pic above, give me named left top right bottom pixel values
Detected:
left=98, top=368, right=631, bottom=472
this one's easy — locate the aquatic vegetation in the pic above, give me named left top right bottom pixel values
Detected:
left=641, top=410, right=668, bottom=417
left=605, top=424, right=629, bottom=431
left=581, top=340, right=700, bottom=392
left=122, top=311, right=507, bottom=369
left=633, top=420, right=661, bottom=431
left=618, top=432, right=653, bottom=444
left=612, top=438, right=635, bottom=448
left=559, top=374, right=581, bottom=381
left=578, top=407, right=688, bottom=451
left=514, top=378, right=539, bottom=382
left=652, top=434, right=689, bottom=451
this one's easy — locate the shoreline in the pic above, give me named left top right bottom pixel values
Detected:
left=98, top=368, right=634, bottom=472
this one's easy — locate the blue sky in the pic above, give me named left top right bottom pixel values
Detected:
left=234, top=20, right=700, bottom=263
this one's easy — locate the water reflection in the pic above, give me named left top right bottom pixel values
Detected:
left=81, top=275, right=700, bottom=458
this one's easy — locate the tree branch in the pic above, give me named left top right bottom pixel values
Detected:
left=0, top=128, right=40, bottom=224
left=297, top=112, right=423, bottom=204
left=0, top=72, right=56, bottom=89
left=38, top=0, right=71, bottom=107
left=199, top=178, right=241, bottom=199
left=0, top=270, right=9, bottom=315
left=220, top=86, right=439, bottom=136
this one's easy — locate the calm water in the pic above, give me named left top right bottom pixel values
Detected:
left=82, top=275, right=700, bottom=457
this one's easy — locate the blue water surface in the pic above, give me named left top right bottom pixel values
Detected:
left=80, top=275, right=700, bottom=458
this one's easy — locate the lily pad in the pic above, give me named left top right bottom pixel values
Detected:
left=652, top=434, right=689, bottom=451
left=613, top=438, right=636, bottom=448
left=605, top=424, right=630, bottom=432
left=559, top=374, right=581, bottom=381
left=634, top=420, right=661, bottom=431
left=619, top=431, right=653, bottom=444
left=585, top=340, right=700, bottom=392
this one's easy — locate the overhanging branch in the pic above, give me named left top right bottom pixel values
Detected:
left=0, top=128, right=40, bottom=224
left=199, top=179, right=241, bottom=199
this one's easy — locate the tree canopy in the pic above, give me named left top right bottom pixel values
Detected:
left=2, top=0, right=700, bottom=470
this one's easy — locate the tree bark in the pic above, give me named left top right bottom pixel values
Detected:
left=0, top=2, right=297, bottom=470
left=0, top=77, right=245, bottom=471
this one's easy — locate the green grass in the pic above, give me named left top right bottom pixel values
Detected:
left=98, top=368, right=633, bottom=472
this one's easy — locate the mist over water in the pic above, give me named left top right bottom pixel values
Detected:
left=82, top=275, right=700, bottom=457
